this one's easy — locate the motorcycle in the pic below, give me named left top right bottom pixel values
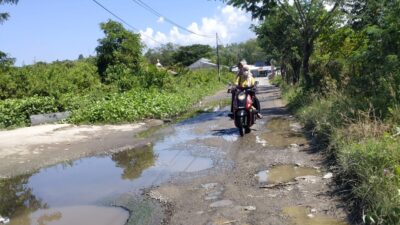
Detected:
left=228, top=81, right=259, bottom=136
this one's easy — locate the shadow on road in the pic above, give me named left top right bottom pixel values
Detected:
left=211, top=128, right=238, bottom=137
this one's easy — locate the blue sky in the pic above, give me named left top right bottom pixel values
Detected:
left=0, top=0, right=256, bottom=65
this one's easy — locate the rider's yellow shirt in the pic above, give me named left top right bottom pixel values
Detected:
left=235, top=74, right=255, bottom=88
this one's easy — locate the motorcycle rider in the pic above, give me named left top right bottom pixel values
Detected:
left=232, top=65, right=263, bottom=119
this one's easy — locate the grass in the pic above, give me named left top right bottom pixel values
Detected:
left=274, top=76, right=400, bottom=224
left=0, top=69, right=233, bottom=129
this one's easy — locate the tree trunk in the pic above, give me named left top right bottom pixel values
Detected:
left=302, top=41, right=313, bottom=89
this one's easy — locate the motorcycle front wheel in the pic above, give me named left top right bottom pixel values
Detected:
left=245, top=127, right=251, bottom=134
left=236, top=116, right=246, bottom=136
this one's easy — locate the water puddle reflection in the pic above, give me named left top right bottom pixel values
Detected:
left=10, top=206, right=129, bottom=225
left=0, top=110, right=225, bottom=224
left=283, top=206, right=348, bottom=225
left=257, top=165, right=319, bottom=184
left=259, top=118, right=308, bottom=148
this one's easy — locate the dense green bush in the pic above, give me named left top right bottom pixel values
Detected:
left=0, top=60, right=100, bottom=100
left=69, top=69, right=231, bottom=124
left=0, top=96, right=58, bottom=128
left=0, top=66, right=232, bottom=128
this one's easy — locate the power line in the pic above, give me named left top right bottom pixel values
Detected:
left=91, top=0, right=164, bottom=45
left=129, top=0, right=214, bottom=38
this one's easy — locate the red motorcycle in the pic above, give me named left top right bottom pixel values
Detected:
left=228, top=82, right=259, bottom=136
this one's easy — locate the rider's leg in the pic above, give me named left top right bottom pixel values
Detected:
left=253, top=96, right=263, bottom=119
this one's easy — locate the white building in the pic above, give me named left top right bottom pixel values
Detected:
left=188, top=58, right=218, bottom=70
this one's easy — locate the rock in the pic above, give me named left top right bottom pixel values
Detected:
left=0, top=216, right=10, bottom=224
left=196, top=211, right=204, bottom=215
left=148, top=190, right=168, bottom=203
left=207, top=190, right=222, bottom=197
left=243, top=206, right=256, bottom=211
left=310, top=208, right=317, bottom=213
left=201, top=183, right=219, bottom=190
left=323, top=172, right=333, bottom=179
left=209, top=200, right=233, bottom=208
left=295, top=175, right=318, bottom=183
left=205, top=195, right=219, bottom=201
left=290, top=144, right=299, bottom=148
left=307, top=214, right=315, bottom=218
left=162, top=118, right=172, bottom=123
left=290, top=123, right=302, bottom=132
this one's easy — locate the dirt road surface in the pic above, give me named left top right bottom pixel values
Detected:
left=149, top=78, right=349, bottom=225
left=0, top=79, right=349, bottom=225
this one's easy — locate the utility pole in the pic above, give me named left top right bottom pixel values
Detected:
left=216, top=33, right=221, bottom=82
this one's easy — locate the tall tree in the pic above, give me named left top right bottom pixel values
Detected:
left=223, top=0, right=343, bottom=89
left=255, top=6, right=302, bottom=84
left=172, top=44, right=213, bottom=66
left=0, top=0, right=18, bottom=24
left=96, top=20, right=143, bottom=82
left=144, top=43, right=179, bottom=67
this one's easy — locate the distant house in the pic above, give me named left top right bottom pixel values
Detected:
left=231, top=64, right=272, bottom=77
left=188, top=58, right=218, bottom=70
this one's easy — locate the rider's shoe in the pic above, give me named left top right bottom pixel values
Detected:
left=257, top=113, right=263, bottom=119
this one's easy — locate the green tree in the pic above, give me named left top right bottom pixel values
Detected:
left=144, top=42, right=179, bottom=67
left=223, top=0, right=343, bottom=89
left=0, top=0, right=18, bottom=24
left=172, top=44, right=213, bottom=66
left=255, top=6, right=302, bottom=84
left=218, top=39, right=268, bottom=67
left=96, top=20, right=143, bottom=82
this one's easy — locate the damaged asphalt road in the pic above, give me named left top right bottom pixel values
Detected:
left=0, top=79, right=349, bottom=225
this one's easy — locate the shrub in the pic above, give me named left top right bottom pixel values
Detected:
left=337, top=135, right=400, bottom=224
left=0, top=97, right=58, bottom=128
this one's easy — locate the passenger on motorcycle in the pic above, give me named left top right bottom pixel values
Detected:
left=233, top=66, right=263, bottom=119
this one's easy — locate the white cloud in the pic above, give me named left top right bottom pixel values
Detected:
left=157, top=17, right=164, bottom=23
left=139, top=5, right=255, bottom=48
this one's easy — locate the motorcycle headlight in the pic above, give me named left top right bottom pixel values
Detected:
left=238, top=92, right=246, bottom=101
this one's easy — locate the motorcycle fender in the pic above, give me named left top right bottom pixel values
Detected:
left=234, top=110, right=247, bottom=127
left=236, top=110, right=247, bottom=117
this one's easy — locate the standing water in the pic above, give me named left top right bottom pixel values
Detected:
left=0, top=110, right=229, bottom=225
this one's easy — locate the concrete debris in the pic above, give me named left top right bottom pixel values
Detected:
left=259, top=181, right=297, bottom=189
left=201, top=183, right=219, bottom=190
left=209, top=200, right=233, bottom=208
left=196, top=211, right=204, bottom=215
left=205, top=195, right=219, bottom=201
left=290, top=123, right=302, bottom=132
left=311, top=208, right=317, bottom=213
left=323, top=172, right=333, bottom=179
left=295, top=175, right=318, bottom=184
left=0, top=216, right=10, bottom=224
left=290, top=144, right=299, bottom=148
left=243, top=206, right=257, bottom=211
left=147, top=190, right=168, bottom=203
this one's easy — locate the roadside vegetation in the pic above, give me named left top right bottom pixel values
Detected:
left=0, top=20, right=233, bottom=128
left=231, top=0, right=400, bottom=223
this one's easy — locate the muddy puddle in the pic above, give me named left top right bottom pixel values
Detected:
left=259, top=117, right=308, bottom=148
left=256, top=165, right=320, bottom=184
left=0, top=110, right=229, bottom=225
left=283, top=206, right=348, bottom=225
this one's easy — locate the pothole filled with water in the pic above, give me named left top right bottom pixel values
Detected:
left=259, top=117, right=308, bottom=148
left=256, top=165, right=320, bottom=184
left=0, top=109, right=228, bottom=225
left=283, top=206, right=348, bottom=225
